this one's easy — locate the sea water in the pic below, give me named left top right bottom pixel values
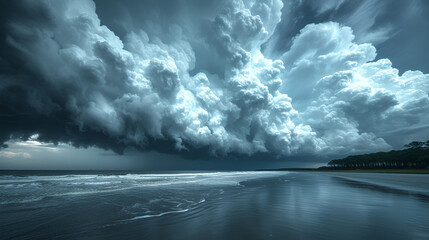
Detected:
left=1, top=171, right=428, bottom=239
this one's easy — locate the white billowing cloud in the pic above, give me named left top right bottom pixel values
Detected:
left=281, top=22, right=377, bottom=108
left=279, top=22, right=429, bottom=155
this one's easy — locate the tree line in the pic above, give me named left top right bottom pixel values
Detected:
left=322, top=140, right=429, bottom=169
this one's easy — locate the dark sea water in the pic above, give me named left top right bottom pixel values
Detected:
left=1, top=171, right=428, bottom=240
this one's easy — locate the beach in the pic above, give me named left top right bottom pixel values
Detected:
left=1, top=171, right=428, bottom=239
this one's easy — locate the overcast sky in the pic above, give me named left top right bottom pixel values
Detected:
left=0, top=0, right=428, bottom=170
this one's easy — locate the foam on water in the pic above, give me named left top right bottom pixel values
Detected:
left=128, top=209, right=191, bottom=220
left=0, top=171, right=288, bottom=223
left=0, top=171, right=287, bottom=205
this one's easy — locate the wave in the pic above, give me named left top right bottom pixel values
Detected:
left=125, top=198, right=206, bottom=221
left=0, top=171, right=288, bottom=205
left=127, top=209, right=190, bottom=221
left=0, top=196, right=45, bottom=205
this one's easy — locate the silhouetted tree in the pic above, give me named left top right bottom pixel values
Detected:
left=326, top=139, right=429, bottom=169
left=404, top=141, right=425, bottom=149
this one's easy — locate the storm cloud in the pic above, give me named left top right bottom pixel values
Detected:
left=0, top=0, right=428, bottom=161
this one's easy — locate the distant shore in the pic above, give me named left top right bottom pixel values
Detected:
left=260, top=168, right=429, bottom=174
left=314, top=169, right=429, bottom=174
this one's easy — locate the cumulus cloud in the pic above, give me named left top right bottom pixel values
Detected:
left=281, top=22, right=377, bottom=108
left=0, top=0, right=320, bottom=159
left=0, top=0, right=428, bottom=161
left=282, top=22, right=429, bottom=155
left=264, top=0, right=429, bottom=73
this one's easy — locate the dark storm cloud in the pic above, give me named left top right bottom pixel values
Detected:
left=1, top=0, right=317, bottom=160
left=0, top=0, right=182, bottom=155
left=0, top=0, right=428, bottom=162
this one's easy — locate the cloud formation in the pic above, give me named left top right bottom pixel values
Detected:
left=285, top=22, right=429, bottom=156
left=0, top=0, right=428, bottom=161
left=264, top=0, right=429, bottom=73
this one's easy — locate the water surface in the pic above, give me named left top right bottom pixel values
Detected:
left=1, top=171, right=428, bottom=239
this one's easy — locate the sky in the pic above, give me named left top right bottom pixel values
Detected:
left=0, top=0, right=428, bottom=170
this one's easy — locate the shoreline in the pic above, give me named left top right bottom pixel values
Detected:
left=289, top=169, right=429, bottom=174
left=1, top=169, right=429, bottom=175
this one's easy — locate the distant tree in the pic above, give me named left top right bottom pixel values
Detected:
left=326, top=141, right=429, bottom=170
left=404, top=141, right=425, bottom=149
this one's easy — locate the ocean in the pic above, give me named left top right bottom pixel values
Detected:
left=1, top=171, right=428, bottom=239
